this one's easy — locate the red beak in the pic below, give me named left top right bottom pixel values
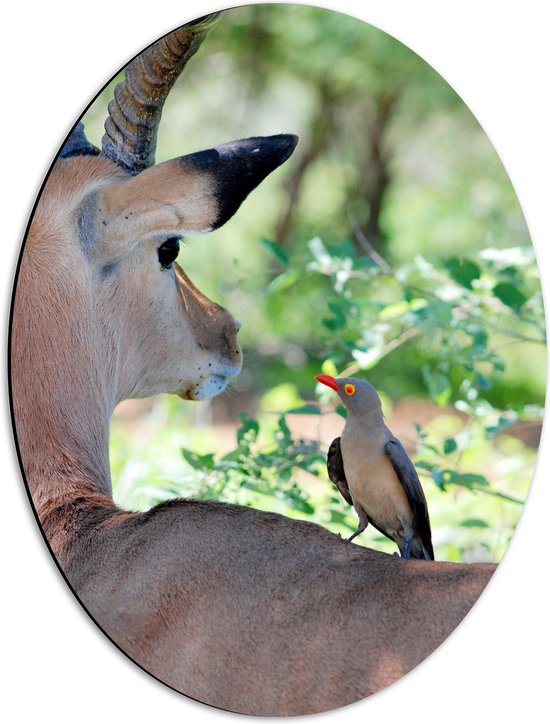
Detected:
left=315, top=374, right=340, bottom=392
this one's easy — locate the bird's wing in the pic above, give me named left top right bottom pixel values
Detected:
left=385, top=437, right=434, bottom=559
left=327, top=437, right=353, bottom=506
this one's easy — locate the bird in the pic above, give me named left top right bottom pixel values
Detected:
left=316, top=374, right=434, bottom=560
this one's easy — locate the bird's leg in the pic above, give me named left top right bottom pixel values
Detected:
left=345, top=511, right=368, bottom=543
left=403, top=533, right=412, bottom=559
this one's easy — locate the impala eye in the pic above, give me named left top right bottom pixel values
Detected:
left=158, top=237, right=180, bottom=269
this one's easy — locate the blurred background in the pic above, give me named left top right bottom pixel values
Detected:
left=82, top=4, right=544, bottom=562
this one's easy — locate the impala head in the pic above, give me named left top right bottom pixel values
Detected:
left=17, top=15, right=297, bottom=411
left=60, top=131, right=297, bottom=404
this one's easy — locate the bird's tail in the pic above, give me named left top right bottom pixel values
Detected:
left=422, top=544, right=435, bottom=561
left=406, top=538, right=435, bottom=561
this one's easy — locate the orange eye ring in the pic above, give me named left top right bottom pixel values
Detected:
left=344, top=383, right=356, bottom=396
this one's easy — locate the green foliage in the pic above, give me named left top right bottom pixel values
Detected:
left=188, top=412, right=325, bottom=515
left=291, top=239, right=544, bottom=401
left=123, top=411, right=325, bottom=516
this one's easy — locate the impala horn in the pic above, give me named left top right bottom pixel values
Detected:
left=101, top=12, right=222, bottom=174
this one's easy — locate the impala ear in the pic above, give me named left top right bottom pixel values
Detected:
left=88, top=134, right=298, bottom=262
left=182, top=134, right=299, bottom=229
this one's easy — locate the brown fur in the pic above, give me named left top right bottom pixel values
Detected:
left=11, top=151, right=496, bottom=716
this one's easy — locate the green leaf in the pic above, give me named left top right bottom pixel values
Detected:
left=424, top=299, right=453, bottom=326
left=323, top=301, right=347, bottom=330
left=442, top=470, right=490, bottom=488
left=414, top=460, right=433, bottom=472
left=265, top=268, right=300, bottom=295
left=422, top=366, right=452, bottom=406
left=276, top=415, right=292, bottom=445
left=485, top=415, right=514, bottom=439
left=431, top=468, right=446, bottom=490
left=220, top=448, right=245, bottom=463
left=240, top=479, right=265, bottom=493
left=181, top=448, right=215, bottom=472
left=237, top=415, right=260, bottom=446
left=289, top=498, right=315, bottom=515
left=328, top=509, right=352, bottom=526
left=492, top=282, right=528, bottom=310
left=443, top=437, right=457, bottom=454
left=460, top=518, right=490, bottom=528
left=261, top=237, right=289, bottom=265
left=329, top=238, right=356, bottom=259
left=379, top=300, right=411, bottom=320
left=455, top=472, right=490, bottom=487
left=417, top=463, right=446, bottom=490
left=279, top=467, right=293, bottom=482
left=465, top=324, right=488, bottom=354
left=500, top=265, right=521, bottom=282
left=444, top=257, right=481, bottom=289
left=475, top=371, right=493, bottom=391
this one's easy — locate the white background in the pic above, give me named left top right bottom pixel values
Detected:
left=2, top=1, right=548, bottom=721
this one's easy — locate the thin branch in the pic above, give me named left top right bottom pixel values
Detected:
left=348, top=211, right=392, bottom=273
left=340, top=326, right=421, bottom=377
left=468, top=486, right=524, bottom=505
left=477, top=316, right=546, bottom=345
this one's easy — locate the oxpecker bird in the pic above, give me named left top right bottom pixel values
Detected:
left=316, top=374, right=434, bottom=560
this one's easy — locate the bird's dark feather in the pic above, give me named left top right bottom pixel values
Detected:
left=327, top=437, right=353, bottom=506
left=385, top=438, right=435, bottom=560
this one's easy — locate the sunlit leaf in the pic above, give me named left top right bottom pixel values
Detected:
left=352, top=346, right=382, bottom=369
left=308, top=236, right=332, bottom=267
left=265, top=268, right=300, bottom=295
left=379, top=300, right=411, bottom=320
left=321, top=358, right=338, bottom=376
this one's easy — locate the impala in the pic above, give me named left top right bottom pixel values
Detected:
left=10, top=13, right=495, bottom=716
